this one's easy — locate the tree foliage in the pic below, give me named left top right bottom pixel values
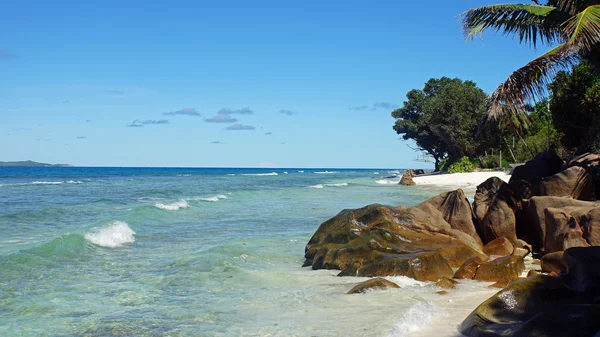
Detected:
left=549, top=60, right=600, bottom=153
left=392, top=77, right=498, bottom=171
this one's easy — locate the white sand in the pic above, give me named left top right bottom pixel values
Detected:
left=413, top=171, right=511, bottom=195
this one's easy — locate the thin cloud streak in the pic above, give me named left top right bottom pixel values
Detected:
left=226, top=123, right=255, bottom=131
left=126, top=119, right=170, bottom=127
left=278, top=109, right=296, bottom=116
left=218, top=107, right=253, bottom=115
left=204, top=114, right=237, bottom=123
left=163, top=108, right=201, bottom=117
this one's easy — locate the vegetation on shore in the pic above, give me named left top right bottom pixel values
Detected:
left=392, top=1, right=600, bottom=173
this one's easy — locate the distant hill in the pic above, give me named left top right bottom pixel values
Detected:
left=0, top=161, right=71, bottom=167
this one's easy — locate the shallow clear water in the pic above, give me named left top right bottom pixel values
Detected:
left=0, top=167, right=498, bottom=336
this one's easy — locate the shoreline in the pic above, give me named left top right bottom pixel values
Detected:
left=413, top=171, right=511, bottom=194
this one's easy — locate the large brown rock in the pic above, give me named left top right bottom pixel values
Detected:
left=460, top=275, right=600, bottom=337
left=436, top=277, right=459, bottom=289
left=563, top=152, right=600, bottom=170
left=564, top=153, right=600, bottom=199
left=541, top=251, right=566, bottom=274
left=509, top=150, right=563, bottom=185
left=473, top=177, right=518, bottom=245
left=538, top=166, right=594, bottom=201
left=399, top=170, right=416, bottom=186
left=461, top=246, right=600, bottom=337
left=304, top=189, right=490, bottom=282
left=483, top=237, right=514, bottom=256
left=580, top=207, right=600, bottom=246
left=423, top=189, right=481, bottom=245
left=346, top=278, right=400, bottom=294
left=562, top=247, right=600, bottom=296
left=304, top=204, right=401, bottom=265
left=516, top=196, right=598, bottom=252
left=473, top=255, right=525, bottom=283
left=310, top=226, right=476, bottom=281
left=543, top=208, right=590, bottom=253
left=453, top=257, right=483, bottom=280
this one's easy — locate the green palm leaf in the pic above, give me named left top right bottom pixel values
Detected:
left=461, top=4, right=564, bottom=47
left=565, top=5, right=600, bottom=51
left=487, top=43, right=579, bottom=119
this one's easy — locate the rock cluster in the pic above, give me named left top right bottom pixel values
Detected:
left=305, top=151, right=600, bottom=336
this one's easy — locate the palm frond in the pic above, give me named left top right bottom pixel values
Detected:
left=564, top=5, right=600, bottom=51
left=460, top=4, right=563, bottom=47
left=487, top=43, right=580, bottom=119
left=556, top=0, right=596, bottom=15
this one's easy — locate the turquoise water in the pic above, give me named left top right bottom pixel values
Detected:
left=0, top=168, right=497, bottom=336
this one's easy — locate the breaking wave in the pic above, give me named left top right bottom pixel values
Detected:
left=155, top=200, right=190, bottom=211
left=387, top=301, right=437, bottom=337
left=309, top=183, right=349, bottom=189
left=84, top=221, right=135, bottom=248
left=240, top=172, right=278, bottom=176
left=0, top=180, right=83, bottom=187
left=190, top=195, right=228, bottom=202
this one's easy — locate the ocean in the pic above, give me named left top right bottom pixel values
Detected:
left=0, top=167, right=498, bottom=337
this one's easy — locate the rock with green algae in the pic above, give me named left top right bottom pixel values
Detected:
left=304, top=194, right=487, bottom=281
left=460, top=247, right=600, bottom=337
left=346, top=278, right=400, bottom=294
left=310, top=227, right=472, bottom=281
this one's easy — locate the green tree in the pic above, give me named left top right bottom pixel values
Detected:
left=461, top=1, right=600, bottom=119
left=550, top=60, right=600, bottom=153
left=392, top=77, right=497, bottom=171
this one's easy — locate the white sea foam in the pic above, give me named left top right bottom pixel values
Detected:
left=0, top=180, right=83, bottom=187
left=374, top=172, right=380, bottom=175
left=155, top=200, right=190, bottom=211
left=314, top=171, right=338, bottom=174
left=376, top=179, right=399, bottom=185
left=387, top=301, right=437, bottom=337
left=226, top=174, right=236, bottom=176
left=84, top=221, right=135, bottom=248
left=191, top=195, right=228, bottom=202
left=309, top=183, right=349, bottom=189
left=240, top=172, right=278, bottom=176
left=177, top=174, right=192, bottom=177
left=297, top=170, right=304, bottom=173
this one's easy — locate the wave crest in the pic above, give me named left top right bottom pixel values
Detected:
left=309, top=183, right=349, bottom=189
left=376, top=179, right=399, bottom=185
left=191, top=195, right=228, bottom=202
left=155, top=200, right=189, bottom=211
left=240, top=172, right=278, bottom=176
left=84, top=221, right=136, bottom=248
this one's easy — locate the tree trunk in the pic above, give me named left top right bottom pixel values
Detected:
left=434, top=156, right=440, bottom=172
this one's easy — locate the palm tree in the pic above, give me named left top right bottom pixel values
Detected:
left=461, top=0, right=600, bottom=120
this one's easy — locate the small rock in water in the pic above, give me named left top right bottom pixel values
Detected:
left=346, top=278, right=400, bottom=294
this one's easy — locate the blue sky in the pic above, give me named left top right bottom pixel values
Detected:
left=1, top=0, right=547, bottom=168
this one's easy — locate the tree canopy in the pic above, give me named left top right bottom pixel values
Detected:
left=550, top=60, right=600, bottom=153
left=392, top=77, right=497, bottom=171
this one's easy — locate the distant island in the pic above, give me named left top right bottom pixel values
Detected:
left=0, top=161, right=71, bottom=167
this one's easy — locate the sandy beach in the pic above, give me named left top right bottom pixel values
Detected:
left=413, top=171, right=511, bottom=194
